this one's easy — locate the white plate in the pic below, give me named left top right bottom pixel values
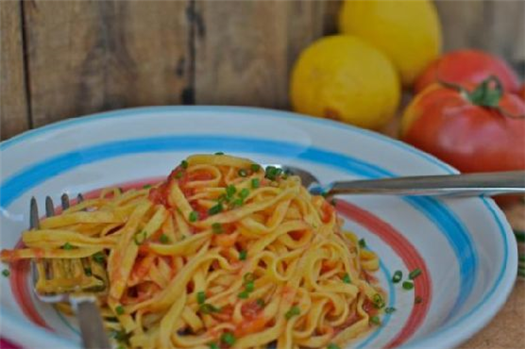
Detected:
left=0, top=106, right=517, bottom=348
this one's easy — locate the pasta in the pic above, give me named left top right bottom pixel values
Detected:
left=1, top=154, right=385, bottom=349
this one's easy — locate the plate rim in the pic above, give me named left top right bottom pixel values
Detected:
left=0, top=106, right=517, bottom=349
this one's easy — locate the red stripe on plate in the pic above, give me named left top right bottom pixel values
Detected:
left=336, top=200, right=432, bottom=348
left=9, top=241, right=49, bottom=329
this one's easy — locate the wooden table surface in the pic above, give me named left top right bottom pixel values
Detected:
left=461, top=281, right=525, bottom=348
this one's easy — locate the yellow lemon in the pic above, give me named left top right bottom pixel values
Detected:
left=290, top=35, right=400, bottom=130
left=339, top=0, right=441, bottom=87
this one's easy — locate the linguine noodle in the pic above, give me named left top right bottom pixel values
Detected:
left=1, top=154, right=384, bottom=348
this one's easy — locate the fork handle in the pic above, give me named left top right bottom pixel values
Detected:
left=324, top=171, right=525, bottom=197
left=75, top=299, right=111, bottom=348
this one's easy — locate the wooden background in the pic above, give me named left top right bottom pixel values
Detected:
left=1, top=0, right=524, bottom=141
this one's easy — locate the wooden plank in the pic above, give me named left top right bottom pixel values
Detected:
left=194, top=0, right=328, bottom=109
left=436, top=0, right=525, bottom=68
left=0, top=0, right=29, bottom=140
left=22, top=0, right=192, bottom=128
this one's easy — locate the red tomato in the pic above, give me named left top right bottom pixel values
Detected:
left=402, top=78, right=525, bottom=174
left=415, top=50, right=520, bottom=94
left=520, top=85, right=525, bottom=101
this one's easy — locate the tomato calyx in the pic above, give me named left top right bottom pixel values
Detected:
left=440, top=76, right=524, bottom=119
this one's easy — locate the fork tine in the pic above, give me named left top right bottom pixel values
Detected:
left=30, top=197, right=40, bottom=230
left=45, top=196, right=55, bottom=217
left=61, top=194, right=70, bottom=210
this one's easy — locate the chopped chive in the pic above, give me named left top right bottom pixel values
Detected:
left=189, top=211, right=199, bottom=222
left=142, top=184, right=152, bottom=189
left=327, top=343, right=340, bottom=349
left=285, top=306, right=300, bottom=319
left=217, top=194, right=228, bottom=203
left=409, top=268, right=422, bottom=280
left=256, top=298, right=265, bottom=307
left=330, top=198, right=337, bottom=206
left=110, top=330, right=129, bottom=342
left=415, top=296, right=423, bottom=304
left=251, top=164, right=261, bottom=172
left=238, top=169, right=248, bottom=177
left=372, top=294, right=385, bottom=309
left=385, top=307, right=396, bottom=314
left=115, top=305, right=125, bottom=315
left=221, top=332, right=236, bottom=346
left=208, top=342, right=219, bottom=349
left=251, top=178, right=260, bottom=189
left=199, top=303, right=221, bottom=314
left=243, top=272, right=255, bottom=283
left=93, top=252, right=105, bottom=264
left=134, top=231, right=147, bottom=245
left=174, top=171, right=184, bottom=179
left=358, top=238, right=367, bottom=248
left=245, top=281, right=255, bottom=293
left=239, top=188, right=250, bottom=200
left=239, top=250, right=247, bottom=261
left=208, top=203, right=223, bottom=215
left=197, top=291, right=206, bottom=305
left=212, top=223, right=224, bottom=234
left=226, top=185, right=237, bottom=198
left=160, top=234, right=170, bottom=244
left=180, top=160, right=188, bottom=169
left=342, top=273, right=351, bottom=284
left=231, top=198, right=244, bottom=208
left=392, top=270, right=402, bottom=284
left=402, top=281, right=414, bottom=290
left=238, top=291, right=250, bottom=299
left=2, top=269, right=10, bottom=277
left=63, top=242, right=74, bottom=250
left=214, top=152, right=224, bottom=155
left=370, top=316, right=381, bottom=325
left=265, top=166, right=282, bottom=181
left=84, top=267, right=92, bottom=276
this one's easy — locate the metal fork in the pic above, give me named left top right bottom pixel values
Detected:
left=30, top=195, right=111, bottom=348
left=277, top=167, right=525, bottom=197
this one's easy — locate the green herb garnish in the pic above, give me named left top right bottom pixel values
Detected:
left=226, top=185, right=237, bottom=198
left=189, top=211, right=199, bottom=222
left=239, top=188, right=250, bottom=200
left=409, top=268, right=422, bottom=280
left=392, top=270, right=402, bottom=284
left=221, top=332, right=236, bottom=346
left=370, top=316, right=381, bottom=325
left=285, top=306, right=300, bottom=320
left=402, top=281, right=414, bottom=290
left=208, top=203, right=223, bottom=215
left=385, top=307, right=396, bottom=314
left=115, top=305, right=125, bottom=315
left=237, top=291, right=249, bottom=299
left=212, top=223, right=224, bottom=234
left=239, top=250, right=247, bottom=261
left=197, top=291, right=206, bottom=305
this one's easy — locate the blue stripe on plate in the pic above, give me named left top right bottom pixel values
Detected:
left=0, top=135, right=477, bottom=326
